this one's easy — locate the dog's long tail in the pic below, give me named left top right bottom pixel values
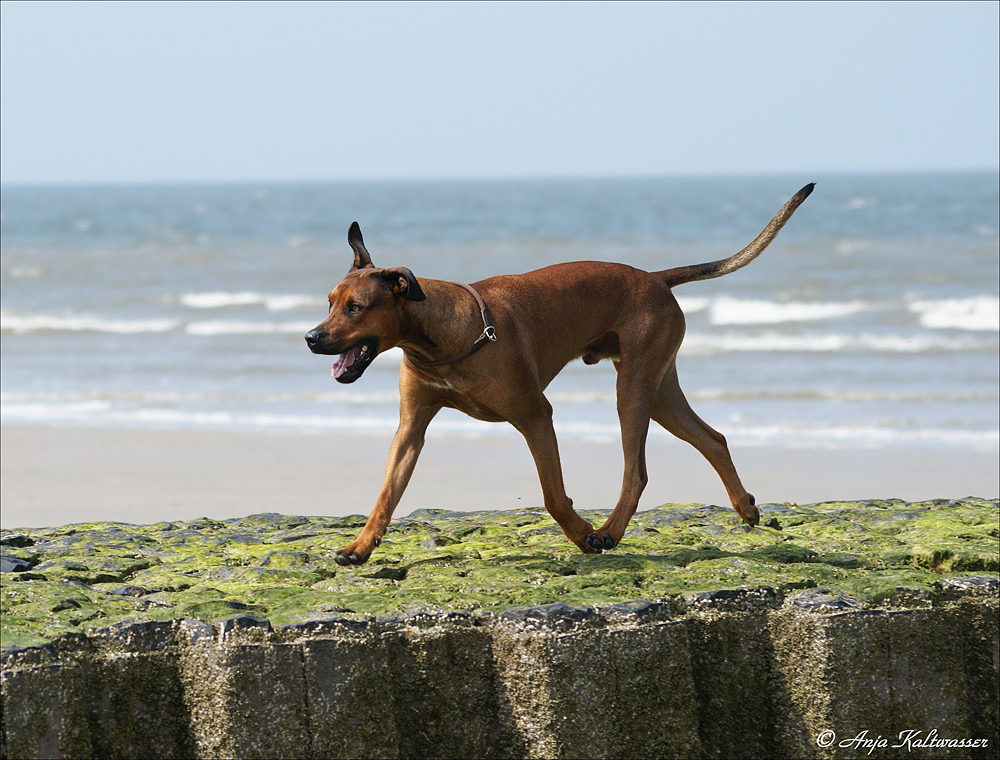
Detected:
left=657, top=183, right=815, bottom=288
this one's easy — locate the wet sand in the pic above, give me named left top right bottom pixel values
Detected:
left=1, top=425, right=997, bottom=529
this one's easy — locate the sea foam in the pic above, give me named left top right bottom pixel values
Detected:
left=0, top=310, right=179, bottom=335
left=680, top=330, right=992, bottom=355
left=708, top=298, right=867, bottom=325
left=185, top=320, right=315, bottom=336
left=908, top=296, right=999, bottom=331
left=180, top=292, right=323, bottom=311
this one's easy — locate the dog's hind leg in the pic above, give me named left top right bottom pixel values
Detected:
left=651, top=365, right=760, bottom=526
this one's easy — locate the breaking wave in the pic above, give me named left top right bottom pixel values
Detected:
left=0, top=310, right=179, bottom=335
left=908, top=296, right=999, bottom=331
left=179, top=292, right=325, bottom=311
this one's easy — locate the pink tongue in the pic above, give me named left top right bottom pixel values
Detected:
left=331, top=346, right=362, bottom=379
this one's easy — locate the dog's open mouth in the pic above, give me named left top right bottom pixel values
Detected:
left=331, top=340, right=378, bottom=383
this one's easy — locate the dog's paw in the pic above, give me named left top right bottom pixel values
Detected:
left=335, top=535, right=382, bottom=566
left=334, top=548, right=368, bottom=566
left=585, top=533, right=615, bottom=552
left=742, top=493, right=760, bottom=528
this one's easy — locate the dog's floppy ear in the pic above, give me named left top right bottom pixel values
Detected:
left=348, top=222, right=374, bottom=269
left=380, top=267, right=426, bottom=301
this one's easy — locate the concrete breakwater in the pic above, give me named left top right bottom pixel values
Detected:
left=2, top=579, right=997, bottom=760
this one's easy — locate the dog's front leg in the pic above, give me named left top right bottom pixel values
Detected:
left=335, top=402, right=441, bottom=566
left=513, top=407, right=599, bottom=554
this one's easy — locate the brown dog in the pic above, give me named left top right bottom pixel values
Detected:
left=306, top=184, right=813, bottom=565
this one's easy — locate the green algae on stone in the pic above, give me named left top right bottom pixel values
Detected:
left=1, top=498, right=997, bottom=645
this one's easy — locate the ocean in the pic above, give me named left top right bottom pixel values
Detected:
left=2, top=173, right=997, bottom=452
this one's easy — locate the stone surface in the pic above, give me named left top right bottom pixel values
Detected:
left=2, top=498, right=997, bottom=647
left=1, top=499, right=998, bottom=758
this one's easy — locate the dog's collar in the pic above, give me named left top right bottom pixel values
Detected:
left=405, top=281, right=497, bottom=368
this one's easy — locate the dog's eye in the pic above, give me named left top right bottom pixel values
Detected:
left=348, top=303, right=362, bottom=313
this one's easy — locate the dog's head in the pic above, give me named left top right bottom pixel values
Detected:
left=304, top=223, right=424, bottom=384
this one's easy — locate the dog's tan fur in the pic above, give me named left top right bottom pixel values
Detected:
left=306, top=184, right=814, bottom=565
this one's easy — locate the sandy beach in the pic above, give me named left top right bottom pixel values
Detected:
left=1, top=424, right=996, bottom=529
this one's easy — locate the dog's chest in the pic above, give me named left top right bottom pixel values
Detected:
left=417, top=375, right=507, bottom=423
left=449, top=398, right=506, bottom=423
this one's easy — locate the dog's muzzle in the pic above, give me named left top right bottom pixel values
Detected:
left=305, top=329, right=379, bottom=384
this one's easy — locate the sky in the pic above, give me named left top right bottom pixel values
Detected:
left=1, top=1, right=998, bottom=184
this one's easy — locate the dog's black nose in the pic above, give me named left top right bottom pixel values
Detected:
left=304, top=329, right=321, bottom=347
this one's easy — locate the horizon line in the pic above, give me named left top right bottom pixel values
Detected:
left=2, top=166, right=998, bottom=189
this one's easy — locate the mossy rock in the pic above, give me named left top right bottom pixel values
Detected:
left=1, top=498, right=997, bottom=645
